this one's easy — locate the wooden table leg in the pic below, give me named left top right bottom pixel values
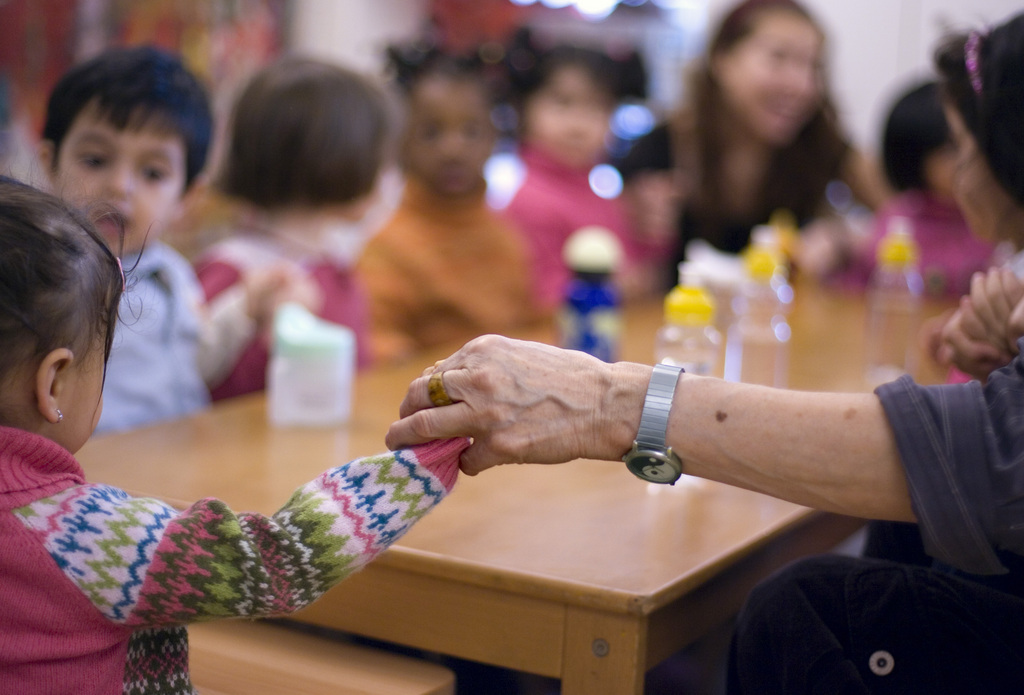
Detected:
left=561, top=607, right=646, bottom=695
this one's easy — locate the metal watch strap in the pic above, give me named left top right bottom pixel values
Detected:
left=636, top=364, right=683, bottom=450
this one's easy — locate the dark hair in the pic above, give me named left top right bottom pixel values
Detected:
left=217, top=56, right=391, bottom=210
left=42, top=45, right=212, bottom=189
left=881, top=81, right=949, bottom=191
left=675, top=0, right=848, bottom=241
left=0, top=177, right=123, bottom=422
left=385, top=41, right=489, bottom=96
left=935, top=12, right=1024, bottom=206
left=504, top=27, right=646, bottom=107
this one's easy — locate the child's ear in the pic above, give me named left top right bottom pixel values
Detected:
left=34, top=348, right=74, bottom=424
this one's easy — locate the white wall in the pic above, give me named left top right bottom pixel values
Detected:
left=290, top=0, right=1024, bottom=152
left=288, top=0, right=427, bottom=74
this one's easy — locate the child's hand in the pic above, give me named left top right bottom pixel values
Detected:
left=242, top=264, right=323, bottom=330
left=622, top=170, right=685, bottom=245
left=793, top=217, right=863, bottom=280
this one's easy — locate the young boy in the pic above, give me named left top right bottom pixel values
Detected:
left=38, top=45, right=299, bottom=432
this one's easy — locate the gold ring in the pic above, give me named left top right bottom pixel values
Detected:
left=428, top=371, right=454, bottom=407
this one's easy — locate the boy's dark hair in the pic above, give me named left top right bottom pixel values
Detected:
left=504, top=27, right=646, bottom=106
left=42, top=45, right=212, bottom=189
left=935, top=12, right=1024, bottom=206
left=882, top=81, right=949, bottom=191
left=0, top=177, right=123, bottom=423
left=217, top=56, right=391, bottom=210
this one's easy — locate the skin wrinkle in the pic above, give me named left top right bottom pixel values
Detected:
left=604, top=362, right=647, bottom=459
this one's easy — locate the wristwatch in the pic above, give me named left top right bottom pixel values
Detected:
left=623, top=363, right=684, bottom=484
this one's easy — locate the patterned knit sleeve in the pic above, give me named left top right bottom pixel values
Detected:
left=13, top=439, right=465, bottom=628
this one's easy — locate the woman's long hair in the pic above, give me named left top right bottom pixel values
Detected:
left=672, top=0, right=849, bottom=243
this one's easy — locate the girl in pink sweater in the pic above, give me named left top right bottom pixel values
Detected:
left=0, top=177, right=463, bottom=694
left=501, top=29, right=665, bottom=310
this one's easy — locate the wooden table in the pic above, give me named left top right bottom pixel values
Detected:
left=77, top=284, right=949, bottom=695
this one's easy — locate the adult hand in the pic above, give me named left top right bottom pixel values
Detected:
left=385, top=335, right=650, bottom=476
left=963, top=268, right=1024, bottom=355
left=937, top=303, right=1011, bottom=381
left=622, top=170, right=685, bottom=246
left=793, top=216, right=863, bottom=280
left=920, top=308, right=955, bottom=365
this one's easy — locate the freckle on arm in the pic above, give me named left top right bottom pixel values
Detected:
left=715, top=410, right=727, bottom=423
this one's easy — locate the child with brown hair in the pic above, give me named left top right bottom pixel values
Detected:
left=357, top=43, right=538, bottom=363
left=39, top=45, right=301, bottom=433
left=195, top=56, right=392, bottom=398
left=0, top=177, right=464, bottom=693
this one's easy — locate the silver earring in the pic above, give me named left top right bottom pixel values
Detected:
left=55, top=409, right=63, bottom=423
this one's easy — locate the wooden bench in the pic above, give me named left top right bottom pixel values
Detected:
left=188, top=620, right=456, bottom=695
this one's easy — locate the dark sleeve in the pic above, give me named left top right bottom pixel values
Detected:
left=875, top=358, right=1024, bottom=574
left=615, top=122, right=674, bottom=181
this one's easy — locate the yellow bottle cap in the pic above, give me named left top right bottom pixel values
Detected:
left=664, top=282, right=716, bottom=326
left=743, top=245, right=783, bottom=282
left=876, top=217, right=919, bottom=267
left=769, top=208, right=799, bottom=260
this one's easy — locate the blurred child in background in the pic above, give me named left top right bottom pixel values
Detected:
left=38, top=46, right=294, bottom=433
left=828, top=80, right=995, bottom=297
left=195, top=56, right=393, bottom=399
left=501, top=28, right=660, bottom=312
left=358, top=43, right=538, bottom=363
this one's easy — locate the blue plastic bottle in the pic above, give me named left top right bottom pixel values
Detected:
left=558, top=226, right=623, bottom=362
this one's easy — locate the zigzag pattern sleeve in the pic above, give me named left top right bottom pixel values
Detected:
left=13, top=439, right=465, bottom=628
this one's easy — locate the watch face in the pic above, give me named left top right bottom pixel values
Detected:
left=625, top=451, right=682, bottom=484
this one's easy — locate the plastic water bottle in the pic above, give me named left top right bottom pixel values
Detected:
left=864, top=217, right=923, bottom=388
left=558, top=226, right=623, bottom=362
left=655, top=265, right=722, bottom=376
left=268, top=303, right=356, bottom=427
left=724, top=233, right=793, bottom=387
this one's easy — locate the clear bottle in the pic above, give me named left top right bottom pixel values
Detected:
left=724, top=234, right=793, bottom=387
left=268, top=303, right=356, bottom=427
left=655, top=266, right=722, bottom=376
left=558, top=226, right=623, bottom=362
left=864, top=217, right=923, bottom=388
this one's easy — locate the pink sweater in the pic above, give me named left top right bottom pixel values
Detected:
left=0, top=426, right=463, bottom=693
left=503, top=146, right=650, bottom=312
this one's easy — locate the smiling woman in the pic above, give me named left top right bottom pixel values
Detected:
left=617, top=0, right=891, bottom=284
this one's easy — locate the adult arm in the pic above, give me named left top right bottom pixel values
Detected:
left=385, top=335, right=912, bottom=522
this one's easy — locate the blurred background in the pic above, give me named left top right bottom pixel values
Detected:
left=2, top=0, right=1020, bottom=161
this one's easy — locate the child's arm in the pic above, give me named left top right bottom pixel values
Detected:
left=16, top=439, right=465, bottom=628
left=196, top=264, right=322, bottom=387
